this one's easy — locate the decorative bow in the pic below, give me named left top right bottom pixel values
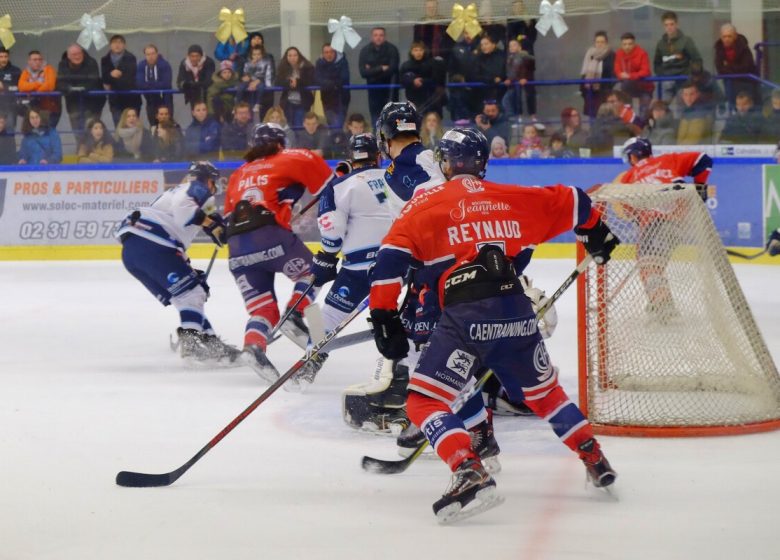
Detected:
left=77, top=14, right=108, bottom=51
left=327, top=16, right=361, bottom=53
left=446, top=3, right=482, bottom=42
left=215, top=7, right=248, bottom=44
left=0, top=14, right=15, bottom=50
left=536, top=0, right=568, bottom=38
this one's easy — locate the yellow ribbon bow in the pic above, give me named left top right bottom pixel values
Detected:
left=446, top=3, right=482, bottom=42
left=215, top=8, right=248, bottom=44
left=0, top=14, right=15, bottom=50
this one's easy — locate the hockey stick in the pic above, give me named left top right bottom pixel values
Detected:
left=726, top=248, right=768, bottom=260
left=361, top=255, right=594, bottom=475
left=267, top=280, right=315, bottom=342
left=116, top=296, right=371, bottom=488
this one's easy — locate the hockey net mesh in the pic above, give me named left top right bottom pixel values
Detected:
left=579, top=183, right=780, bottom=434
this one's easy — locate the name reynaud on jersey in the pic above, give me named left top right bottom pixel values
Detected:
left=446, top=220, right=521, bottom=245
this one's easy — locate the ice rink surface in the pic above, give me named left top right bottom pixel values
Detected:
left=2, top=257, right=779, bottom=560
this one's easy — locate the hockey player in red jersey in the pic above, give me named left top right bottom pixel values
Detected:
left=616, top=137, right=713, bottom=319
left=224, top=123, right=334, bottom=381
left=368, top=128, right=619, bottom=523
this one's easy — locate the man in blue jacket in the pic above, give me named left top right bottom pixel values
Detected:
left=315, top=44, right=351, bottom=128
left=137, top=44, right=173, bottom=126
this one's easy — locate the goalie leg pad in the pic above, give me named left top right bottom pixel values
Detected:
left=342, top=357, right=410, bottom=431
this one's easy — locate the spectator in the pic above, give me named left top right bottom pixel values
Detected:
left=114, top=107, right=155, bottom=161
left=359, top=27, right=400, bottom=125
left=606, top=90, right=643, bottom=134
left=296, top=112, right=329, bottom=155
left=421, top=111, right=443, bottom=150
left=489, top=135, right=509, bottom=159
left=150, top=105, right=184, bottom=162
left=719, top=91, right=764, bottom=144
left=77, top=118, right=114, bottom=163
left=714, top=23, right=759, bottom=109
left=677, top=81, right=714, bottom=145
left=510, top=123, right=547, bottom=158
left=549, top=132, right=575, bottom=158
left=642, top=99, right=677, bottom=145
left=614, top=32, right=653, bottom=119
left=100, top=34, right=141, bottom=126
left=18, top=50, right=60, bottom=128
left=761, top=89, right=780, bottom=143
left=136, top=44, right=173, bottom=126
left=448, top=30, right=480, bottom=122
left=506, top=0, right=538, bottom=55
left=555, top=107, right=589, bottom=155
left=0, top=114, right=15, bottom=163
left=329, top=112, right=368, bottom=158
left=221, top=101, right=253, bottom=157
left=475, top=34, right=506, bottom=109
left=176, top=44, right=216, bottom=108
left=262, top=105, right=296, bottom=147
left=214, top=36, right=249, bottom=74
left=475, top=99, right=510, bottom=145
left=56, top=44, right=105, bottom=136
left=207, top=60, right=239, bottom=123
left=502, top=38, right=536, bottom=121
left=400, top=41, right=444, bottom=116
left=587, top=102, right=635, bottom=156
left=413, top=0, right=454, bottom=61
left=247, top=33, right=275, bottom=112
left=0, top=47, right=21, bottom=132
left=580, top=31, right=615, bottom=118
left=315, top=43, right=351, bottom=128
left=653, top=11, right=702, bottom=102
left=184, top=100, right=220, bottom=158
left=17, top=109, right=61, bottom=164
left=276, top=46, right=315, bottom=128
left=238, top=44, right=275, bottom=118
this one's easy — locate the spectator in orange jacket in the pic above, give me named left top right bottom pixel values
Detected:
left=614, top=33, right=653, bottom=119
left=18, top=50, right=61, bottom=128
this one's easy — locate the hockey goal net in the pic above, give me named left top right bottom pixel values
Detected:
left=577, top=182, right=780, bottom=436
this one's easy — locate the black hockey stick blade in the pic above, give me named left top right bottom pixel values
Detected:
left=361, top=441, right=430, bottom=474
left=726, top=248, right=768, bottom=260
left=116, top=469, right=179, bottom=488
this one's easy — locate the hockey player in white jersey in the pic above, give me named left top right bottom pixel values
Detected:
left=117, top=161, right=238, bottom=362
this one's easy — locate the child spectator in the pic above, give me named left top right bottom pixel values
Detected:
left=502, top=38, right=536, bottom=121
left=276, top=47, right=315, bottom=128
left=642, top=100, right=677, bottom=145
left=421, top=111, right=443, bottom=150
left=548, top=132, right=575, bottom=158
left=150, top=105, right=184, bottom=162
left=207, top=60, right=239, bottom=123
left=0, top=114, right=16, bottom=163
left=554, top=107, right=589, bottom=155
left=176, top=44, right=215, bottom=108
left=184, top=101, right=220, bottom=158
left=17, top=109, right=62, bottom=164
left=296, top=112, right=329, bottom=156
left=78, top=118, right=114, bottom=163
left=489, top=136, right=509, bottom=159
left=510, top=123, right=547, bottom=158
left=114, top=107, right=155, bottom=161
left=238, top=45, right=275, bottom=117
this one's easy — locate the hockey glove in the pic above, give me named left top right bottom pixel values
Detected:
left=369, top=309, right=409, bottom=360
left=195, top=269, right=211, bottom=297
left=311, top=251, right=339, bottom=287
left=575, top=219, right=619, bottom=265
left=768, top=228, right=780, bottom=257
left=203, top=213, right=227, bottom=247
left=519, top=275, right=557, bottom=339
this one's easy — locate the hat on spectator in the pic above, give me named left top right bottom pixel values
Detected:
left=220, top=60, right=233, bottom=71
left=188, top=44, right=204, bottom=55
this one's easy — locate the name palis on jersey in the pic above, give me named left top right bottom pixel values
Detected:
left=446, top=220, right=522, bottom=246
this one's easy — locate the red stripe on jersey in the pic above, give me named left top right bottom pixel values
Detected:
left=408, top=378, right=459, bottom=402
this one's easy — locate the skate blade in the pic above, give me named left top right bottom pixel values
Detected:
left=283, top=378, right=309, bottom=393
left=436, top=487, right=505, bottom=525
left=239, top=352, right=279, bottom=384
left=482, top=456, right=502, bottom=475
left=278, top=323, right=309, bottom=350
left=585, top=473, right=619, bottom=501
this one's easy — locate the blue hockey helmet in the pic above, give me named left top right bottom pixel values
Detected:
left=348, top=133, right=380, bottom=165
left=188, top=160, right=220, bottom=182
left=434, top=128, right=490, bottom=178
left=621, top=137, right=652, bottom=164
left=250, top=122, right=288, bottom=149
left=375, top=101, right=422, bottom=156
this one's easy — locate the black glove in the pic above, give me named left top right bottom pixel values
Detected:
left=203, top=213, right=226, bottom=247
left=575, top=218, right=619, bottom=265
left=369, top=309, right=409, bottom=360
left=194, top=269, right=210, bottom=297
left=311, top=251, right=339, bottom=287
left=768, top=228, right=780, bottom=257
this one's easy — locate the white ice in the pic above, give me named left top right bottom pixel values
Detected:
left=1, top=258, right=779, bottom=560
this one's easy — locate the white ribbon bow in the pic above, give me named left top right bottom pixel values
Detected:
left=77, top=14, right=108, bottom=51
left=327, top=16, right=361, bottom=53
left=536, top=0, right=568, bottom=38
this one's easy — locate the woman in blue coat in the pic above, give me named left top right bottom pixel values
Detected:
left=18, top=108, right=62, bottom=164
left=184, top=101, right=220, bottom=159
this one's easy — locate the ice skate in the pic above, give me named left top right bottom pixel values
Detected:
left=469, top=413, right=501, bottom=474
left=396, top=422, right=431, bottom=457
left=177, top=327, right=210, bottom=360
left=277, top=309, right=311, bottom=349
left=286, top=352, right=329, bottom=392
left=433, top=459, right=504, bottom=525
left=578, top=438, right=617, bottom=489
left=200, top=333, right=242, bottom=365
left=241, top=345, right=280, bottom=383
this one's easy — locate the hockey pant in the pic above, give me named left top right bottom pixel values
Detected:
left=121, top=234, right=214, bottom=333
left=227, top=225, right=319, bottom=350
left=406, top=294, right=595, bottom=471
